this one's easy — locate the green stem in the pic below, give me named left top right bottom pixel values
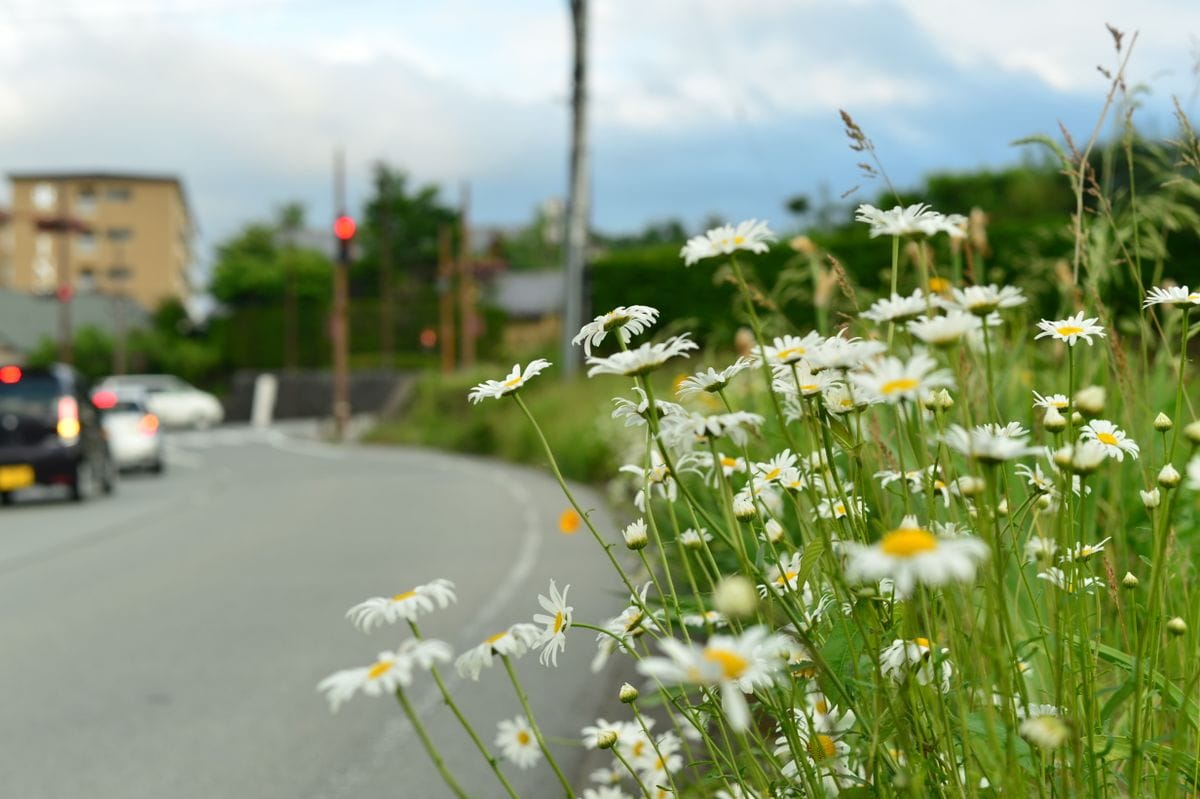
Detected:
left=500, top=655, right=577, bottom=798
left=394, top=685, right=469, bottom=799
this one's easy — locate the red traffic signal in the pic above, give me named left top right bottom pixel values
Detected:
left=333, top=215, right=356, bottom=241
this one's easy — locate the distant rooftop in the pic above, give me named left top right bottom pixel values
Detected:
left=8, top=170, right=184, bottom=185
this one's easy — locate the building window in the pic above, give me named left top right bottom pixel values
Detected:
left=76, top=185, right=97, bottom=215
left=77, top=231, right=96, bottom=252
left=77, top=268, right=96, bottom=292
left=105, top=186, right=132, bottom=202
left=107, top=228, right=133, bottom=242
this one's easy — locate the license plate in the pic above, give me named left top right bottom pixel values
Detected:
left=0, top=464, right=34, bottom=491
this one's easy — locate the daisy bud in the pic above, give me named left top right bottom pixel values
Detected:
left=1070, top=441, right=1108, bottom=474
left=1052, top=446, right=1074, bottom=469
left=763, top=518, right=784, bottom=544
left=622, top=519, right=649, bottom=550
left=1071, top=411, right=1085, bottom=427
left=1140, top=488, right=1161, bottom=509
left=1074, top=385, right=1105, bottom=416
left=923, top=388, right=954, bottom=411
left=1043, top=406, right=1068, bottom=432
left=1154, top=412, right=1173, bottom=432
left=1035, top=494, right=1055, bottom=511
left=1168, top=617, right=1188, bottom=637
left=732, top=493, right=757, bottom=520
left=596, top=730, right=619, bottom=750
left=1158, top=463, right=1182, bottom=489
left=954, top=476, right=985, bottom=497
left=618, top=683, right=639, bottom=704
left=1020, top=715, right=1070, bottom=750
left=995, top=498, right=1009, bottom=517
left=713, top=575, right=759, bottom=619
left=1122, top=572, right=1139, bottom=589
left=1184, top=420, right=1200, bottom=445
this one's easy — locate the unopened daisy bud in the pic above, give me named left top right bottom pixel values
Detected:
left=596, top=730, right=619, bottom=750
left=763, top=518, right=784, bottom=544
left=1020, top=715, right=1070, bottom=750
left=924, top=388, right=954, bottom=411
left=1070, top=441, right=1108, bottom=474
left=1074, top=385, right=1105, bottom=416
left=1184, top=421, right=1200, bottom=445
left=622, top=519, right=649, bottom=550
left=732, top=493, right=757, bottom=520
left=954, top=476, right=985, bottom=497
left=1158, top=463, right=1181, bottom=489
left=1035, top=493, right=1055, bottom=511
left=618, top=683, right=639, bottom=704
left=1071, top=411, right=1084, bottom=426
left=1140, top=488, right=1161, bottom=509
left=713, top=575, right=759, bottom=619
left=1043, top=406, right=1068, bottom=432
left=1122, top=572, right=1139, bottom=589
left=1168, top=617, right=1188, bottom=637
left=1052, top=446, right=1074, bottom=469
left=1154, top=412, right=1173, bottom=431
left=995, top=498, right=1009, bottom=517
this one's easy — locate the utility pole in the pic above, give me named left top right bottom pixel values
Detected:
left=378, top=206, right=395, bottom=368
left=458, top=183, right=476, bottom=369
left=331, top=151, right=352, bottom=440
left=109, top=258, right=131, bottom=376
left=437, top=223, right=457, bottom=374
left=279, top=202, right=304, bottom=372
left=55, top=181, right=73, bottom=365
left=562, top=0, right=590, bottom=377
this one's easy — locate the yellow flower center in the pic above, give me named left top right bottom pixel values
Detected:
left=881, top=377, right=919, bottom=395
left=763, top=467, right=781, bottom=481
left=813, top=698, right=829, bottom=715
left=502, top=375, right=523, bottom=388
left=553, top=612, right=565, bottom=634
left=367, top=660, right=393, bottom=680
left=777, top=346, right=804, bottom=360
left=1056, top=325, right=1084, bottom=336
left=720, top=456, right=738, bottom=468
left=928, top=277, right=950, bottom=293
left=1096, top=432, right=1118, bottom=446
left=391, top=590, right=417, bottom=602
left=774, top=570, right=799, bottom=587
left=800, top=383, right=818, bottom=392
left=913, top=637, right=931, bottom=649
left=880, top=528, right=939, bottom=557
left=516, top=730, right=531, bottom=745
left=733, top=235, right=745, bottom=245
left=808, top=734, right=837, bottom=761
left=834, top=503, right=846, bottom=515
left=632, top=740, right=646, bottom=758
left=703, top=647, right=749, bottom=680
left=485, top=631, right=507, bottom=645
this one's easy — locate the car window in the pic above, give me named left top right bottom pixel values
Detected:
left=0, top=375, right=59, bottom=416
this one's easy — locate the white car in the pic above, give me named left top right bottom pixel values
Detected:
left=97, top=374, right=224, bottom=429
left=93, top=389, right=165, bottom=473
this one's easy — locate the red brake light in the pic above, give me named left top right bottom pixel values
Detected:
left=93, top=390, right=117, bottom=409
left=57, top=396, right=81, bottom=440
left=139, top=414, right=160, bottom=435
left=0, top=365, right=21, bottom=384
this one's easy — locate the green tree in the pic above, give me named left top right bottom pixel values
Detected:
left=209, top=219, right=332, bottom=307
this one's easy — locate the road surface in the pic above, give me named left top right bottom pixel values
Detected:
left=0, top=424, right=629, bottom=798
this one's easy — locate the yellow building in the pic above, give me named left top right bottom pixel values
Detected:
left=5, top=172, right=193, bottom=311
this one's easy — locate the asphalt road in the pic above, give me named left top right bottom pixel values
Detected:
left=0, top=424, right=629, bottom=798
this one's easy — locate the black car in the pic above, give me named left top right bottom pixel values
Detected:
left=0, top=363, right=116, bottom=503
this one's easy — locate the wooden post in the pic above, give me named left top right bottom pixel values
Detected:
left=458, top=183, right=476, bottom=369
left=437, top=224, right=457, bottom=374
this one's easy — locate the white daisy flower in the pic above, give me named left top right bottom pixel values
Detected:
left=760, top=551, right=806, bottom=595
left=591, top=585, right=662, bottom=672
left=660, top=410, right=764, bottom=449
left=532, top=580, right=573, bottom=667
left=1143, top=285, right=1200, bottom=308
left=676, top=356, right=755, bottom=398
left=906, top=310, right=982, bottom=347
left=344, top=578, right=457, bottom=632
left=759, top=332, right=826, bottom=365
left=587, top=334, right=698, bottom=377
left=589, top=765, right=626, bottom=786
left=455, top=623, right=544, bottom=680
left=611, top=386, right=686, bottom=428
left=682, top=609, right=729, bottom=628
left=1032, top=391, right=1070, bottom=410
left=850, top=352, right=954, bottom=404
left=822, top=384, right=879, bottom=415
left=879, top=637, right=953, bottom=692
left=679, top=527, right=714, bottom=548
left=495, top=715, right=542, bottom=769
left=680, top=219, right=775, bottom=266
left=807, top=331, right=888, bottom=371
left=637, top=731, right=683, bottom=787
left=1035, top=311, right=1106, bottom=346
left=582, top=787, right=631, bottom=799
left=581, top=718, right=626, bottom=750
left=1064, top=537, right=1111, bottom=562
left=876, top=466, right=950, bottom=507
left=816, top=494, right=866, bottom=520
left=1019, top=713, right=1071, bottom=750
left=619, top=451, right=678, bottom=511
left=843, top=515, right=989, bottom=595
left=771, top=361, right=841, bottom=399
left=637, top=626, right=786, bottom=731
left=854, top=203, right=965, bottom=238
left=752, top=450, right=798, bottom=485
left=1037, top=566, right=1102, bottom=595
left=317, top=639, right=452, bottom=712
left=774, top=698, right=860, bottom=792
left=942, top=423, right=1037, bottom=463
left=937, top=284, right=1026, bottom=316
left=1079, top=419, right=1139, bottom=461
left=573, top=305, right=660, bottom=355
left=860, top=289, right=928, bottom=324
left=1188, top=456, right=1200, bottom=490
left=467, top=359, right=551, bottom=404
left=1024, top=536, right=1058, bottom=563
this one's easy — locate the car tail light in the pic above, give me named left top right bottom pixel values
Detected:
left=92, top=390, right=117, bottom=409
left=139, top=414, right=160, bottom=435
left=0, top=365, right=21, bottom=383
left=57, top=396, right=81, bottom=441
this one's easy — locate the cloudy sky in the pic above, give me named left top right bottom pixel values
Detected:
left=1, top=0, right=1198, bottom=264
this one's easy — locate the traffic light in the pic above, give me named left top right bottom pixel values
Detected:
left=333, top=214, right=356, bottom=263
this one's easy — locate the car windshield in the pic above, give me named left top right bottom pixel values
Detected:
left=0, top=375, right=59, bottom=416
left=108, top=400, right=146, bottom=413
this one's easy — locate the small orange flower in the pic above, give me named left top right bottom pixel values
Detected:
left=558, top=508, right=581, bottom=534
